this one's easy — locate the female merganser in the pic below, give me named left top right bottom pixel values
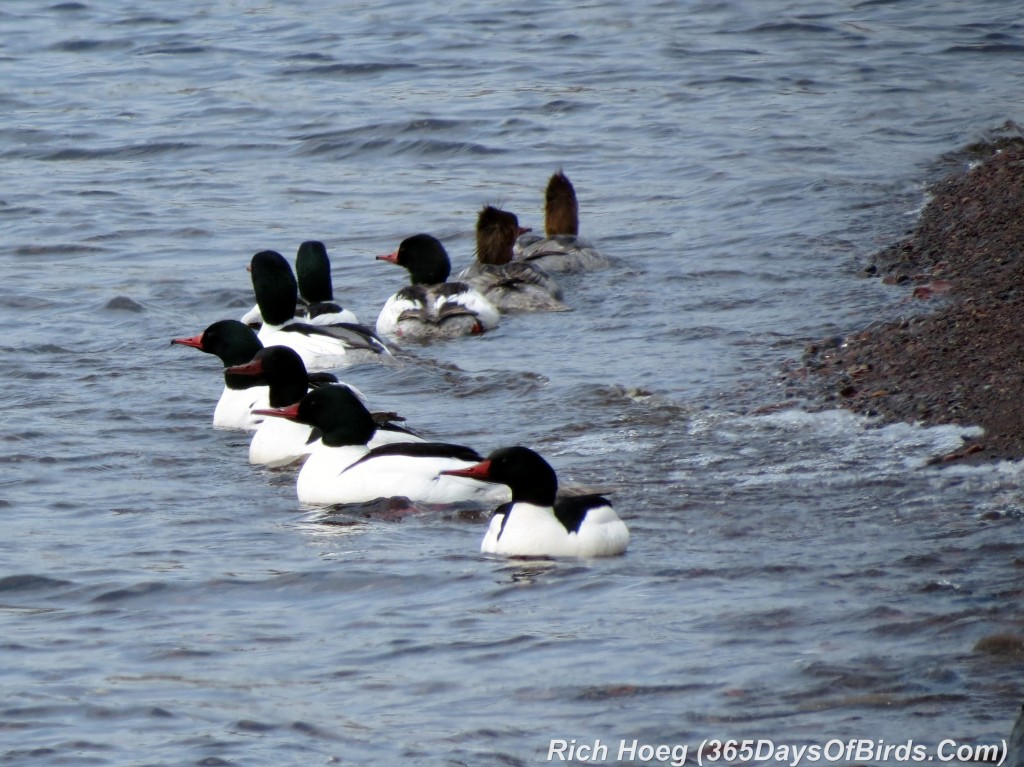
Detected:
left=171, top=319, right=267, bottom=431
left=250, top=249, right=390, bottom=370
left=254, top=385, right=509, bottom=507
left=442, top=446, right=629, bottom=557
left=514, top=171, right=611, bottom=272
left=455, top=206, right=569, bottom=313
left=375, top=234, right=500, bottom=340
left=240, top=241, right=359, bottom=328
left=225, top=346, right=420, bottom=467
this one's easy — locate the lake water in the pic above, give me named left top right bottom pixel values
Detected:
left=2, top=1, right=1023, bottom=765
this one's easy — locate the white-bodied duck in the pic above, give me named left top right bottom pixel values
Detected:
left=250, top=249, right=389, bottom=370
left=255, top=385, right=509, bottom=507
left=443, top=446, right=629, bottom=557
left=171, top=319, right=267, bottom=431
left=226, top=345, right=420, bottom=467
left=375, top=233, right=500, bottom=340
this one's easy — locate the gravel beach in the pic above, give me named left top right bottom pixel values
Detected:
left=797, top=137, right=1024, bottom=463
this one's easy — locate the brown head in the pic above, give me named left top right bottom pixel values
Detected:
left=544, top=171, right=579, bottom=236
left=475, top=205, right=529, bottom=265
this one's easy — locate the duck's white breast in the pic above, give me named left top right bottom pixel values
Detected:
left=249, top=416, right=316, bottom=467
left=213, top=385, right=268, bottom=431
left=481, top=502, right=628, bottom=558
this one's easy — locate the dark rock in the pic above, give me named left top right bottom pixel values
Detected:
left=104, top=295, right=145, bottom=312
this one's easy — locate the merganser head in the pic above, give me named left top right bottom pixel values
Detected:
left=376, top=233, right=451, bottom=285
left=442, top=445, right=558, bottom=506
left=475, top=205, right=530, bottom=266
left=296, top=240, right=334, bottom=304
left=250, top=250, right=298, bottom=326
left=225, top=345, right=310, bottom=406
left=254, top=384, right=376, bottom=447
left=544, top=170, right=579, bottom=237
left=171, top=319, right=262, bottom=366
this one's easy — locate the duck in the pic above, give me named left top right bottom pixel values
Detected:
left=171, top=319, right=267, bottom=431
left=514, top=171, right=611, bottom=272
left=253, top=385, right=510, bottom=507
left=250, top=249, right=390, bottom=370
left=294, top=240, right=360, bottom=325
left=225, top=346, right=421, bottom=467
left=455, top=206, right=570, bottom=313
left=240, top=241, right=359, bottom=328
left=224, top=345, right=340, bottom=467
left=374, top=233, right=500, bottom=340
left=442, top=446, right=629, bottom=557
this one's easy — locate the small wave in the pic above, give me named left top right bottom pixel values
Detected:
left=42, top=142, right=199, bottom=161
left=744, top=21, right=836, bottom=35
left=399, top=118, right=465, bottom=132
left=49, top=38, right=132, bottom=53
left=394, top=138, right=505, bottom=157
left=280, top=61, right=418, bottom=77
left=136, top=43, right=211, bottom=56
left=13, top=243, right=108, bottom=256
left=0, top=574, right=72, bottom=592
left=91, top=581, right=173, bottom=603
left=0, top=294, right=54, bottom=310
left=943, top=43, right=1024, bottom=55
left=296, top=134, right=503, bottom=159
left=0, top=343, right=72, bottom=354
left=686, top=74, right=767, bottom=87
left=665, top=43, right=761, bottom=58
left=111, top=15, right=179, bottom=27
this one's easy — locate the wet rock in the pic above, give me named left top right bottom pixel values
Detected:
left=104, top=295, right=145, bottom=312
left=973, top=633, right=1024, bottom=660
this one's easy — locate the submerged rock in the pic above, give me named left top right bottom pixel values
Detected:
left=104, top=295, right=145, bottom=312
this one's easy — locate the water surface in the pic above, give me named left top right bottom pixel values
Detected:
left=2, top=1, right=1023, bottom=764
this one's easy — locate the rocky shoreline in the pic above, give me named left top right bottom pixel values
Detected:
left=793, top=137, right=1024, bottom=463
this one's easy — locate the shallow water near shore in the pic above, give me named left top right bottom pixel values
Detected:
left=2, top=1, right=1023, bottom=764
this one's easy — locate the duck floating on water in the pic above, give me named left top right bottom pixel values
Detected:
left=443, top=446, right=629, bottom=557
left=255, top=385, right=509, bottom=507
left=514, top=171, right=611, bottom=273
left=224, top=346, right=417, bottom=468
left=375, top=233, right=500, bottom=340
left=172, top=319, right=267, bottom=431
left=240, top=241, right=359, bottom=328
left=250, top=249, right=390, bottom=370
left=294, top=240, right=360, bottom=325
left=456, top=206, right=569, bottom=313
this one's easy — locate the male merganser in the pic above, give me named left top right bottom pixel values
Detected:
left=375, top=234, right=500, bottom=340
left=171, top=319, right=267, bottom=431
left=250, top=249, right=390, bottom=370
left=225, top=345, right=420, bottom=467
left=254, top=385, right=509, bottom=507
left=442, top=446, right=629, bottom=557
left=514, top=171, right=610, bottom=272
left=240, top=241, right=359, bottom=328
left=295, top=240, right=360, bottom=325
left=455, top=206, right=569, bottom=313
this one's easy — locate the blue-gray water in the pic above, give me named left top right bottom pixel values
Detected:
left=2, top=1, right=1023, bottom=765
